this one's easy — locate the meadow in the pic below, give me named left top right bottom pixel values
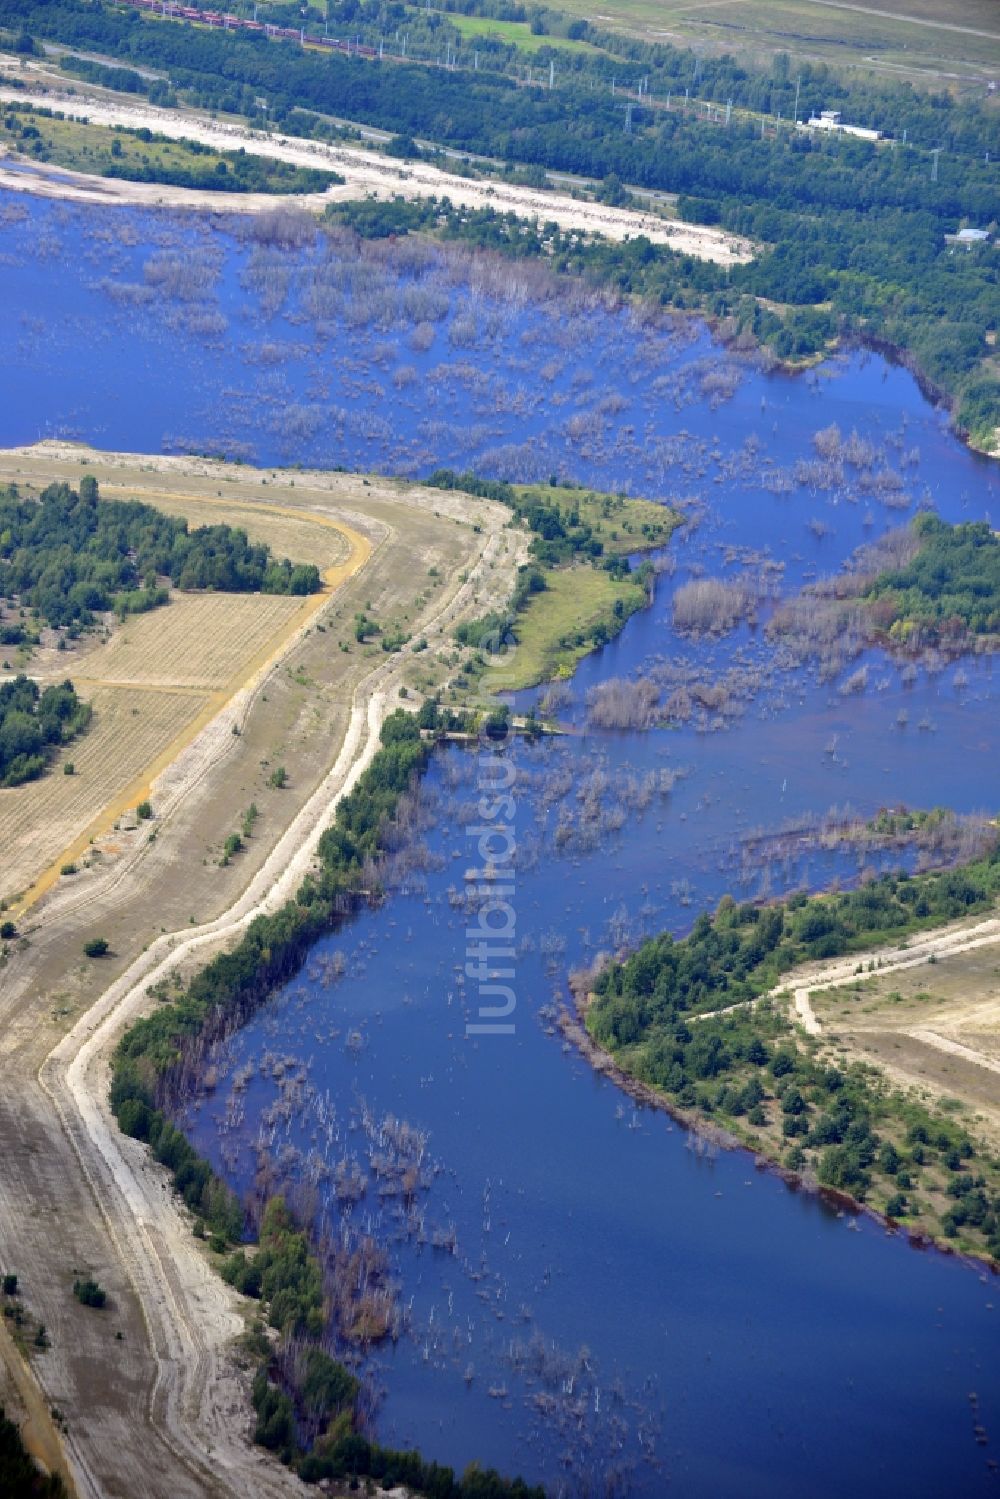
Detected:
left=555, top=0, right=1000, bottom=90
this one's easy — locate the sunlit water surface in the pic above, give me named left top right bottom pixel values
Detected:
left=3, top=193, right=999, bottom=1496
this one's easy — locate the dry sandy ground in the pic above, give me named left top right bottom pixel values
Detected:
left=0, top=443, right=521, bottom=1498
left=0, top=81, right=754, bottom=263
left=0, top=468, right=365, bottom=910
left=778, top=912, right=1000, bottom=1140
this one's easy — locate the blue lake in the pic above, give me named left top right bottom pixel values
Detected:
left=3, top=192, right=998, bottom=1495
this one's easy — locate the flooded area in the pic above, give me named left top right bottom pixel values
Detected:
left=3, top=192, right=998, bottom=1495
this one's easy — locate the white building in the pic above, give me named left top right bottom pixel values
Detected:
left=800, top=109, right=885, bottom=142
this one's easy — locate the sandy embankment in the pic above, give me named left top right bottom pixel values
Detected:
left=0, top=84, right=754, bottom=264
left=43, top=503, right=511, bottom=1493
left=0, top=444, right=519, bottom=1497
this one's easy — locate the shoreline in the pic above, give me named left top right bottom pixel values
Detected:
left=0, top=443, right=517, bottom=1498
left=557, top=990, right=999, bottom=1278
left=0, top=112, right=994, bottom=465
left=0, top=84, right=751, bottom=262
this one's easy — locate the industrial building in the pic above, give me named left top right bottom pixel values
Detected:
left=799, top=110, right=885, bottom=142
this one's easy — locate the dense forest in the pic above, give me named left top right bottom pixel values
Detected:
left=8, top=0, right=995, bottom=440
left=587, top=851, right=1000, bottom=1259
left=0, top=478, right=321, bottom=628
left=0, top=675, right=91, bottom=786
left=866, top=514, right=1000, bottom=647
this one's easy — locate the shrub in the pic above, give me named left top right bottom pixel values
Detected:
left=73, top=1278, right=106, bottom=1309
left=83, top=937, right=109, bottom=958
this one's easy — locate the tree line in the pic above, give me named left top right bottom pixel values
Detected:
left=587, top=850, right=1000, bottom=1259
left=109, top=706, right=541, bottom=1490
left=6, top=0, right=999, bottom=440
left=0, top=478, right=320, bottom=629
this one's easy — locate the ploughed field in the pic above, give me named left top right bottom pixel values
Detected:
left=0, top=469, right=351, bottom=905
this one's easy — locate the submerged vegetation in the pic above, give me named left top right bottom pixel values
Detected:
left=7, top=0, right=997, bottom=442
left=769, top=513, right=1000, bottom=668
left=0, top=478, right=320, bottom=629
left=586, top=848, right=1000, bottom=1261
left=110, top=705, right=542, bottom=1491
left=0, top=675, right=91, bottom=786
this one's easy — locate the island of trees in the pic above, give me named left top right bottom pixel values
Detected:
left=768, top=513, right=1000, bottom=664
left=864, top=514, right=1000, bottom=650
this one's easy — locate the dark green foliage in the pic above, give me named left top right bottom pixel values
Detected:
left=433, top=470, right=651, bottom=657
left=0, top=1403, right=66, bottom=1498
left=593, top=854, right=1000, bottom=1046
left=252, top=1367, right=297, bottom=1460
left=59, top=53, right=176, bottom=106
left=83, top=937, right=109, bottom=958
left=0, top=478, right=320, bottom=629
left=111, top=1088, right=245, bottom=1243
left=102, top=140, right=339, bottom=194
left=453, top=565, right=545, bottom=651
left=866, top=514, right=1000, bottom=646
left=298, top=1347, right=358, bottom=1428
left=0, top=675, right=90, bottom=786
left=222, top=1200, right=323, bottom=1338
left=589, top=862, right=1000, bottom=1257
left=427, top=470, right=610, bottom=566
left=297, top=1429, right=545, bottom=1495
left=72, top=1277, right=106, bottom=1308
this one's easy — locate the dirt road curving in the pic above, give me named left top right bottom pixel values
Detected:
left=0, top=446, right=518, bottom=1497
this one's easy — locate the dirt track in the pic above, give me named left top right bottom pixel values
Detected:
left=782, top=912, right=1000, bottom=1037
left=783, top=912, right=1000, bottom=1141
left=0, top=445, right=519, bottom=1497
left=0, top=82, right=753, bottom=264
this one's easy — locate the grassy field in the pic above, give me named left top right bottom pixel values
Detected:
left=442, top=12, right=599, bottom=57
left=556, top=0, right=1000, bottom=91
left=0, top=105, right=337, bottom=190
left=488, top=563, right=648, bottom=691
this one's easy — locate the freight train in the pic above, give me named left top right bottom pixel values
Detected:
left=124, top=0, right=379, bottom=58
